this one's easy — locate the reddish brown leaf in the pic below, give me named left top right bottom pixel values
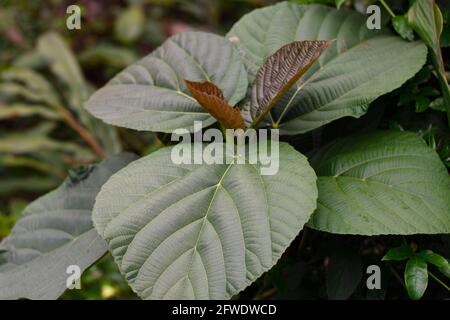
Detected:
left=185, top=80, right=245, bottom=129
left=250, top=40, right=333, bottom=127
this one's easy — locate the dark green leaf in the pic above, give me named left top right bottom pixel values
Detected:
left=250, top=40, right=332, bottom=127
left=415, top=95, right=431, bottom=112
left=417, top=250, right=449, bottom=268
left=429, top=97, right=446, bottom=111
left=382, top=245, right=413, bottom=261
left=408, top=0, right=443, bottom=51
left=335, top=0, right=346, bottom=9
left=85, top=32, right=248, bottom=133
left=404, top=256, right=428, bottom=300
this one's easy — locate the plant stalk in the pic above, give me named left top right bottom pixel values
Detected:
left=428, top=271, right=450, bottom=292
left=58, top=109, right=106, bottom=159
left=379, top=0, right=396, bottom=18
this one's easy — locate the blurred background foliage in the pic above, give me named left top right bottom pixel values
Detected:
left=0, top=0, right=449, bottom=299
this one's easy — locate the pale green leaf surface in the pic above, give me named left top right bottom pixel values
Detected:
left=227, top=2, right=427, bottom=134
left=93, top=143, right=317, bottom=299
left=1, top=67, right=59, bottom=106
left=0, top=153, right=136, bottom=300
left=37, top=32, right=88, bottom=102
left=308, top=131, right=450, bottom=235
left=417, top=250, right=449, bottom=269
left=85, top=32, right=248, bottom=133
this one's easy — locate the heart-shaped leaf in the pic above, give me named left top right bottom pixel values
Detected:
left=250, top=40, right=333, bottom=128
left=0, top=153, right=136, bottom=300
left=85, top=32, right=248, bottom=133
left=37, top=32, right=121, bottom=155
left=92, top=143, right=317, bottom=299
left=227, top=2, right=427, bottom=134
left=308, top=131, right=450, bottom=235
left=185, top=80, right=245, bottom=129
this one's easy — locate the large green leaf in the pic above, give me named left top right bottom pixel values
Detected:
left=405, top=256, right=428, bottom=300
left=85, top=31, right=248, bottom=133
left=0, top=153, right=136, bottom=299
left=308, top=131, right=450, bottom=235
left=227, top=2, right=427, bottom=134
left=92, top=143, right=317, bottom=299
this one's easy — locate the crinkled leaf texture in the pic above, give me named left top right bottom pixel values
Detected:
left=0, top=153, right=137, bottom=300
left=93, top=143, right=317, bottom=299
left=308, top=131, right=450, bottom=235
left=185, top=80, right=245, bottom=129
left=227, top=2, right=427, bottom=134
left=85, top=31, right=248, bottom=133
left=250, top=40, right=333, bottom=125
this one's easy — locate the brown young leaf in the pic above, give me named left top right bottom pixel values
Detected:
left=185, top=80, right=245, bottom=129
left=250, top=40, right=333, bottom=127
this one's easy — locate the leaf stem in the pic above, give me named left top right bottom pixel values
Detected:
left=428, top=271, right=450, bottom=292
left=379, top=0, right=396, bottom=18
left=58, top=109, right=106, bottom=159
